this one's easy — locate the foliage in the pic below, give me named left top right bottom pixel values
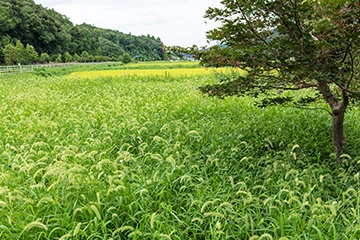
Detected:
left=39, top=52, right=50, bottom=63
left=2, top=40, right=38, bottom=65
left=0, top=65, right=360, bottom=239
left=73, top=53, right=81, bottom=63
left=121, top=53, right=133, bottom=64
left=0, top=1, right=17, bottom=32
left=64, top=52, right=72, bottom=63
left=80, top=51, right=90, bottom=63
left=23, top=44, right=38, bottom=64
left=166, top=45, right=199, bottom=61
left=55, top=54, right=62, bottom=63
left=2, top=43, right=17, bottom=65
left=201, top=0, right=360, bottom=158
left=0, top=0, right=165, bottom=64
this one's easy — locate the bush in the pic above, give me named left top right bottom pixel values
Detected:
left=121, top=53, right=132, bottom=64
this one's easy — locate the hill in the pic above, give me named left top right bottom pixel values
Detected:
left=0, top=0, right=165, bottom=64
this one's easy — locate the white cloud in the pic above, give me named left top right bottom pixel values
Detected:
left=34, top=0, right=222, bottom=47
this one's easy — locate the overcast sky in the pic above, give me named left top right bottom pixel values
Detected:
left=34, top=0, right=222, bottom=47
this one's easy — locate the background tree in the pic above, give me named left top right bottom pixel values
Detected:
left=200, top=0, right=360, bottom=160
left=73, top=53, right=81, bottom=62
left=55, top=54, right=62, bottom=63
left=23, top=44, right=38, bottom=64
left=3, top=43, right=17, bottom=65
left=64, top=52, right=72, bottom=63
left=80, top=51, right=89, bottom=62
left=0, top=0, right=165, bottom=64
left=121, top=53, right=133, bottom=64
left=14, top=40, right=25, bottom=64
left=39, top=52, right=50, bottom=63
left=0, top=1, right=17, bottom=33
left=88, top=54, right=94, bottom=62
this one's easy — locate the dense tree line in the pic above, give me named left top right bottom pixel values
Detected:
left=0, top=0, right=165, bottom=64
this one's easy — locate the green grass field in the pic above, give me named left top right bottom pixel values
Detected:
left=0, top=62, right=359, bottom=239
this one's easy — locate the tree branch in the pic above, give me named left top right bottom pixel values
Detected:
left=291, top=105, right=332, bottom=116
left=317, top=81, right=339, bottom=107
left=343, top=88, right=360, bottom=98
left=293, top=0, right=305, bottom=51
left=249, top=83, right=316, bottom=91
left=340, top=45, right=349, bottom=64
left=346, top=48, right=355, bottom=89
left=236, top=3, right=269, bottom=46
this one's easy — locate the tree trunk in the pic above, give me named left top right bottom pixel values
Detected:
left=318, top=81, right=348, bottom=161
left=331, top=102, right=346, bottom=161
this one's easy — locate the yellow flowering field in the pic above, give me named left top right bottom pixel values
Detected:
left=68, top=67, right=247, bottom=79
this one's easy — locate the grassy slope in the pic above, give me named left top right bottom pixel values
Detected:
left=0, top=67, right=359, bottom=239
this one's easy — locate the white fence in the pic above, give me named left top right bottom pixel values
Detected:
left=0, top=62, right=117, bottom=75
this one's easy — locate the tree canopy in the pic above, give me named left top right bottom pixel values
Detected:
left=200, top=0, right=360, bottom=160
left=0, top=0, right=165, bottom=64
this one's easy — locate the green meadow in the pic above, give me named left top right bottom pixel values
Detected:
left=0, top=62, right=359, bottom=239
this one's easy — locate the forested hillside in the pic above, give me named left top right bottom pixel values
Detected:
left=0, top=0, right=165, bottom=64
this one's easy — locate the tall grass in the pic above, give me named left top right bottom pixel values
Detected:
left=0, top=67, right=359, bottom=239
left=34, top=61, right=202, bottom=77
left=67, top=67, right=246, bottom=80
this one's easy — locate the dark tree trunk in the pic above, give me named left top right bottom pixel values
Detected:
left=331, top=102, right=346, bottom=160
left=318, top=81, right=349, bottom=161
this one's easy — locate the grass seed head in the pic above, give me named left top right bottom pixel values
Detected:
left=23, top=220, right=48, bottom=231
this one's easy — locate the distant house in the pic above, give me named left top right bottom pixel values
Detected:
left=181, top=53, right=195, bottom=61
left=167, top=51, right=195, bottom=61
left=168, top=53, right=181, bottom=61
